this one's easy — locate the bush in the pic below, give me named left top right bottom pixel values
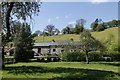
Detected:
left=61, top=51, right=120, bottom=62
left=108, top=51, right=120, bottom=61
left=88, top=51, right=103, bottom=61
left=61, top=52, right=85, bottom=62
left=53, top=58, right=60, bottom=62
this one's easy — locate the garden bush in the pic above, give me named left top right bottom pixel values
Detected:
left=61, top=51, right=120, bottom=62
left=61, top=52, right=85, bottom=61
left=88, top=51, right=103, bottom=61
left=108, top=51, right=120, bottom=61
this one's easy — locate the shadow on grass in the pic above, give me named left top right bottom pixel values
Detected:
left=99, top=62, right=120, bottom=67
left=3, top=65, right=120, bottom=80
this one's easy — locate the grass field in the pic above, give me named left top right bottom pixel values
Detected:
left=1, top=62, right=120, bottom=80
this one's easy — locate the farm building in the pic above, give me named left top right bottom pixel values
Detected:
left=33, top=42, right=63, bottom=57
left=33, top=41, right=81, bottom=59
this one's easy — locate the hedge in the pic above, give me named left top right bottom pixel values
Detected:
left=61, top=52, right=85, bottom=62
left=61, top=51, right=120, bottom=62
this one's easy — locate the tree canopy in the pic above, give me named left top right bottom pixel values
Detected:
left=1, top=2, right=41, bottom=38
left=44, top=24, right=60, bottom=36
left=80, top=31, right=106, bottom=64
left=1, top=1, right=41, bottom=69
left=14, top=22, right=35, bottom=62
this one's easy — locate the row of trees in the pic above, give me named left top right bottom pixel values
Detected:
left=34, top=19, right=85, bottom=36
left=91, top=19, right=120, bottom=31
left=34, top=19, right=120, bottom=36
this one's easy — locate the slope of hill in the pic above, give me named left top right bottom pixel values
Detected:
left=34, top=27, right=118, bottom=44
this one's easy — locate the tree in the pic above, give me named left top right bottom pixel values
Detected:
left=1, top=2, right=41, bottom=37
left=54, top=28, right=60, bottom=35
left=34, top=30, right=42, bottom=36
left=76, top=19, right=86, bottom=27
left=74, top=19, right=85, bottom=34
left=95, top=24, right=105, bottom=31
left=42, top=31, right=49, bottom=36
left=103, top=20, right=120, bottom=28
left=91, top=19, right=99, bottom=31
left=44, top=24, right=59, bottom=36
left=62, top=28, right=68, bottom=34
left=117, top=20, right=120, bottom=26
left=74, top=25, right=84, bottom=34
left=62, top=24, right=74, bottom=34
left=80, top=31, right=105, bottom=64
left=1, top=2, right=41, bottom=69
left=91, top=18, right=106, bottom=31
left=111, top=20, right=118, bottom=27
left=14, top=23, right=36, bottom=62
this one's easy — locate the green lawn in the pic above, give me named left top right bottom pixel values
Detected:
left=1, top=62, right=120, bottom=80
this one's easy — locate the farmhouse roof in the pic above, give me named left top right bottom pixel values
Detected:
left=34, top=41, right=81, bottom=47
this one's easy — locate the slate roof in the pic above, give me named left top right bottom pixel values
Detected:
left=34, top=41, right=81, bottom=47
left=34, top=42, right=63, bottom=47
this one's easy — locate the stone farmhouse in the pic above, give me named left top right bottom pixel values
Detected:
left=33, top=41, right=81, bottom=60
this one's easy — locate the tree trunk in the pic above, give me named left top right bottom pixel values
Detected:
left=2, top=46, right=5, bottom=69
left=6, top=2, right=14, bottom=38
left=85, top=51, right=89, bottom=64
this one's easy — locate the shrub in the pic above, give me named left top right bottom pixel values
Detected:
left=88, top=51, right=103, bottom=61
left=61, top=52, right=85, bottom=62
left=53, top=58, right=60, bottom=62
left=47, top=58, right=51, bottom=62
left=108, top=51, right=120, bottom=61
left=61, top=51, right=120, bottom=62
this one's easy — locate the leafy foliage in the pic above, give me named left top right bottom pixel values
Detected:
left=95, top=24, right=105, bottom=31
left=80, top=31, right=105, bottom=51
left=14, top=23, right=35, bottom=62
left=80, top=31, right=106, bottom=63
left=1, top=2, right=41, bottom=37
left=74, top=25, right=84, bottom=34
left=76, top=19, right=86, bottom=27
left=61, top=52, right=85, bottom=61
left=44, top=24, right=60, bottom=36
left=91, top=19, right=99, bottom=31
left=91, top=19, right=120, bottom=31
left=62, top=24, right=74, bottom=34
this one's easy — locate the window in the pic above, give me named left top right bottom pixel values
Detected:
left=61, top=50, right=64, bottom=52
left=70, top=49, right=74, bottom=52
left=53, top=49, right=56, bottom=52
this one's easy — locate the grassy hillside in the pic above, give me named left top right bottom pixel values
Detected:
left=34, top=27, right=118, bottom=44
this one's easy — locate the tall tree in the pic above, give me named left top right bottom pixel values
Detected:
left=44, top=24, right=59, bottom=36
left=1, top=1, right=41, bottom=69
left=91, top=19, right=99, bottom=31
left=95, top=24, right=105, bottom=31
left=80, top=31, right=105, bottom=64
left=74, top=19, right=85, bottom=34
left=62, top=24, right=74, bottom=34
left=14, top=23, right=36, bottom=62
left=76, top=19, right=86, bottom=27
left=1, top=2, right=41, bottom=37
left=91, top=18, right=106, bottom=31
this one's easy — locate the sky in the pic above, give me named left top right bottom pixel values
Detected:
left=31, top=1, right=118, bottom=33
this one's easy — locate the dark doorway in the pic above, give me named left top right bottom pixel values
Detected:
left=38, top=48, right=41, bottom=53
